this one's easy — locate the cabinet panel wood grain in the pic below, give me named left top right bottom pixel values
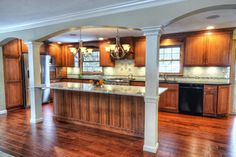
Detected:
left=48, top=44, right=62, bottom=66
left=53, top=90, right=145, bottom=137
left=184, top=35, right=206, bottom=66
left=130, top=81, right=145, bottom=86
left=159, top=83, right=179, bottom=113
left=206, top=33, right=231, bottom=66
left=203, top=85, right=217, bottom=117
left=61, top=45, right=74, bottom=67
left=217, top=85, right=230, bottom=115
left=3, top=39, right=21, bottom=58
left=99, top=41, right=114, bottom=67
left=134, top=38, right=146, bottom=67
left=3, top=39, right=23, bottom=109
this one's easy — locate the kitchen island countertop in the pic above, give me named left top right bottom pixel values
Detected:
left=50, top=82, right=167, bottom=97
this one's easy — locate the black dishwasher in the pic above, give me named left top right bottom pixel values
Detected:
left=179, top=84, right=203, bottom=116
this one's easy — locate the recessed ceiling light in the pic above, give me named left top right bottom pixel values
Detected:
left=206, top=15, right=220, bottom=20
left=98, top=37, right=104, bottom=41
left=206, top=26, right=215, bottom=30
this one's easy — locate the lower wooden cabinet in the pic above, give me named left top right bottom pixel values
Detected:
left=159, top=83, right=179, bottom=113
left=130, top=81, right=145, bottom=86
left=203, top=85, right=230, bottom=117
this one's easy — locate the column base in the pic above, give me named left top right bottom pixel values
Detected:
left=143, top=142, right=159, bottom=153
left=0, top=110, right=7, bottom=115
left=30, top=118, right=43, bottom=123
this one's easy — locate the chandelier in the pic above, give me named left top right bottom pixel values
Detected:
left=105, top=28, right=131, bottom=60
left=69, top=29, right=93, bottom=57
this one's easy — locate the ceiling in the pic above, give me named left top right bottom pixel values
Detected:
left=48, top=27, right=143, bottom=43
left=49, top=9, right=236, bottom=43
left=0, top=0, right=174, bottom=30
left=164, top=9, right=236, bottom=34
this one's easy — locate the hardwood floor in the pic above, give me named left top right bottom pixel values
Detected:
left=0, top=104, right=235, bottom=157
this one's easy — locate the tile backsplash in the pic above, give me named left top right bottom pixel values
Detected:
left=62, top=59, right=230, bottom=79
left=103, top=60, right=145, bottom=77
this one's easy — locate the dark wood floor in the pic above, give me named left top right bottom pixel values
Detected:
left=0, top=104, right=235, bottom=157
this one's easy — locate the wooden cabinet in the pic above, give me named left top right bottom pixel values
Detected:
left=3, top=39, right=23, bottom=109
left=130, top=81, right=145, bottom=86
left=184, top=32, right=231, bottom=66
left=99, top=41, right=114, bottom=67
left=203, top=85, right=218, bottom=116
left=159, top=83, right=179, bottom=113
left=48, top=44, right=62, bottom=66
left=3, top=39, right=21, bottom=57
left=61, top=45, right=74, bottom=67
left=184, top=35, right=206, bottom=66
left=134, top=38, right=146, bottom=67
left=217, top=85, right=230, bottom=115
left=206, top=33, right=231, bottom=66
left=203, top=85, right=230, bottom=117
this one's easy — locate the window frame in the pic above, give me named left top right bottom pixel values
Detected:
left=80, top=51, right=104, bottom=75
left=159, top=42, right=184, bottom=75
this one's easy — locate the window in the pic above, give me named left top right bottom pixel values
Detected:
left=159, top=45, right=182, bottom=74
left=82, top=51, right=103, bottom=73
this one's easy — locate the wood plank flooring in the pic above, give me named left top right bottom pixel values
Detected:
left=0, top=104, right=235, bottom=157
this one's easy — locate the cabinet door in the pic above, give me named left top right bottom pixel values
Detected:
left=206, top=33, right=231, bottom=66
left=159, top=83, right=179, bottom=113
left=217, top=85, right=230, bottom=115
left=134, top=38, right=146, bottom=67
left=99, top=41, right=114, bottom=67
left=203, top=85, right=217, bottom=117
left=3, top=58, right=23, bottom=109
left=48, top=44, right=62, bottom=66
left=61, top=45, right=74, bottom=67
left=184, top=35, right=206, bottom=66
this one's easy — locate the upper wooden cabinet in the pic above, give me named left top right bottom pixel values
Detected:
left=3, top=39, right=21, bottom=57
left=48, top=44, right=62, bottom=66
left=159, top=83, right=179, bottom=113
left=61, top=45, right=74, bottom=67
left=134, top=38, right=146, bottom=67
left=184, top=35, right=206, bottom=66
left=184, top=32, right=231, bottom=66
left=99, top=41, right=114, bottom=67
left=203, top=85, right=230, bottom=117
left=206, top=33, right=231, bottom=66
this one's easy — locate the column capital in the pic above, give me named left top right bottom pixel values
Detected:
left=142, top=25, right=164, bottom=36
left=25, top=41, right=43, bottom=47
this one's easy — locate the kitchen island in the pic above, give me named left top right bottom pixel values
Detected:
left=50, top=82, right=167, bottom=137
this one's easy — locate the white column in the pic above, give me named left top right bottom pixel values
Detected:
left=26, top=41, right=43, bottom=123
left=142, top=26, right=163, bottom=153
left=0, top=46, right=7, bottom=114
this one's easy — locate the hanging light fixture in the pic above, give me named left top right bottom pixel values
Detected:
left=105, top=28, right=131, bottom=60
left=69, top=29, right=93, bottom=57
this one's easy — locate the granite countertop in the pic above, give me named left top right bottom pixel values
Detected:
left=50, top=82, right=167, bottom=97
left=133, top=78, right=231, bottom=85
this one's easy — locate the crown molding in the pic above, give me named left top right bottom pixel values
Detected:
left=0, top=0, right=184, bottom=34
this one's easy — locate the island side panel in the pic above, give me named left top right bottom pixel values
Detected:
left=53, top=89, right=145, bottom=137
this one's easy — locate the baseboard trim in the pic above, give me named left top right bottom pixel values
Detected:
left=30, top=118, right=43, bottom=124
left=0, top=110, right=7, bottom=115
left=143, top=142, right=159, bottom=153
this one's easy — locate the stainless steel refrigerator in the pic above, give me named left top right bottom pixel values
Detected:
left=21, top=54, right=51, bottom=107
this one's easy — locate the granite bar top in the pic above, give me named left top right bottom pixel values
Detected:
left=50, top=82, right=167, bottom=97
